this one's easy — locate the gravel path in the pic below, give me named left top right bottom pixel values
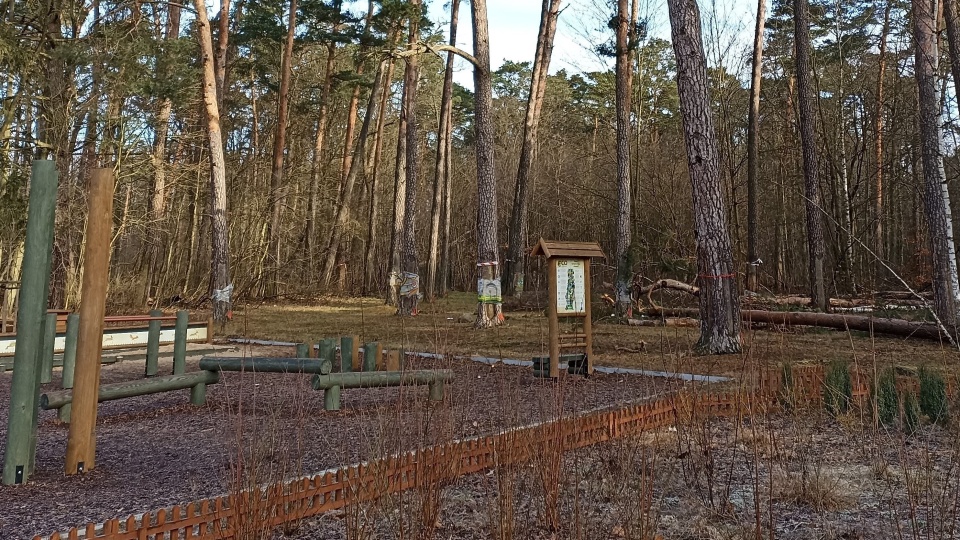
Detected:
left=0, top=344, right=674, bottom=539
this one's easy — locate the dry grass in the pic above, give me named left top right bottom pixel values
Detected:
left=220, top=294, right=960, bottom=380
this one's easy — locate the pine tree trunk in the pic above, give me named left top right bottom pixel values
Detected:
left=145, top=2, right=182, bottom=305
left=397, top=0, right=422, bottom=316
left=613, top=0, right=632, bottom=315
left=439, top=101, right=454, bottom=297
left=793, top=0, right=827, bottom=312
left=364, top=59, right=395, bottom=295
left=386, top=89, right=407, bottom=307
left=214, top=0, right=230, bottom=109
left=266, top=0, right=297, bottom=297
left=503, top=0, right=561, bottom=299
left=666, top=0, right=741, bottom=354
left=426, top=0, right=460, bottom=301
left=874, top=1, right=891, bottom=260
left=472, top=0, right=503, bottom=328
left=306, top=41, right=337, bottom=275
left=914, top=0, right=960, bottom=327
left=745, top=0, right=765, bottom=293
left=194, top=0, right=232, bottom=324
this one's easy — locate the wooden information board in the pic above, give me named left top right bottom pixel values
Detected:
left=531, top=239, right=605, bottom=378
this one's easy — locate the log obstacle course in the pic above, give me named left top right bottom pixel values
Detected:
left=200, top=336, right=451, bottom=411
left=40, top=371, right=221, bottom=411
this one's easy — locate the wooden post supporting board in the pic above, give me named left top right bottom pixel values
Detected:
left=65, top=168, right=115, bottom=475
left=2, top=160, right=57, bottom=485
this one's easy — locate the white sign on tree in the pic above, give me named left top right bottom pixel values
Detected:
left=555, top=259, right=586, bottom=314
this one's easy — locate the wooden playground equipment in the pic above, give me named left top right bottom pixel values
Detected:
left=1, top=165, right=216, bottom=483
left=201, top=335, right=453, bottom=411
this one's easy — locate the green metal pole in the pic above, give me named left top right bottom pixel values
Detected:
left=39, top=312, right=56, bottom=384
left=145, top=309, right=162, bottom=377
left=59, top=313, right=79, bottom=423
left=3, top=160, right=57, bottom=485
left=172, top=310, right=188, bottom=375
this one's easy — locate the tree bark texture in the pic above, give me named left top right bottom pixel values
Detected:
left=874, top=1, right=891, bottom=258
left=793, top=0, right=828, bottom=312
left=365, top=58, right=396, bottom=295
left=745, top=0, right=765, bottom=293
left=503, top=0, right=561, bottom=299
left=194, top=0, right=232, bottom=324
left=398, top=0, right=422, bottom=317
left=472, top=0, right=503, bottom=327
left=427, top=0, right=460, bottom=301
left=386, top=84, right=408, bottom=306
left=914, top=0, right=960, bottom=327
left=613, top=0, right=633, bottom=315
left=214, top=0, right=230, bottom=109
left=667, top=0, right=741, bottom=354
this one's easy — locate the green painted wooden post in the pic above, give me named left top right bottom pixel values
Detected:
left=41, top=371, right=221, bottom=409
left=362, top=342, right=381, bottom=372
left=324, top=385, right=341, bottom=411
left=2, top=160, right=57, bottom=485
left=39, top=313, right=56, bottom=384
left=59, top=314, right=80, bottom=423
left=172, top=310, right=188, bottom=375
left=319, top=338, right=335, bottom=367
left=190, top=382, right=208, bottom=405
left=61, top=314, right=80, bottom=389
left=320, top=338, right=339, bottom=408
left=340, top=336, right=356, bottom=373
left=145, top=309, right=162, bottom=377
left=296, top=343, right=310, bottom=358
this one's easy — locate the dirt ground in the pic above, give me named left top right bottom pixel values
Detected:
left=0, top=343, right=672, bottom=539
left=3, top=295, right=959, bottom=539
left=223, top=293, right=960, bottom=380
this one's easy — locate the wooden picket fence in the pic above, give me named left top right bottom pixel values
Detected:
left=35, top=362, right=942, bottom=540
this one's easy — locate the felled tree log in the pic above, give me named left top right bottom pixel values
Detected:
left=648, top=307, right=952, bottom=342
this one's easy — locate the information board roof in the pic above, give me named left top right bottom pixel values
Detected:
left=530, top=238, right=606, bottom=260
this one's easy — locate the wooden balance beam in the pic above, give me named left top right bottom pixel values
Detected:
left=198, top=356, right=333, bottom=375
left=311, top=369, right=454, bottom=411
left=40, top=371, right=220, bottom=413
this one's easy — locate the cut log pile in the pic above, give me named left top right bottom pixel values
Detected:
left=631, top=278, right=953, bottom=343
